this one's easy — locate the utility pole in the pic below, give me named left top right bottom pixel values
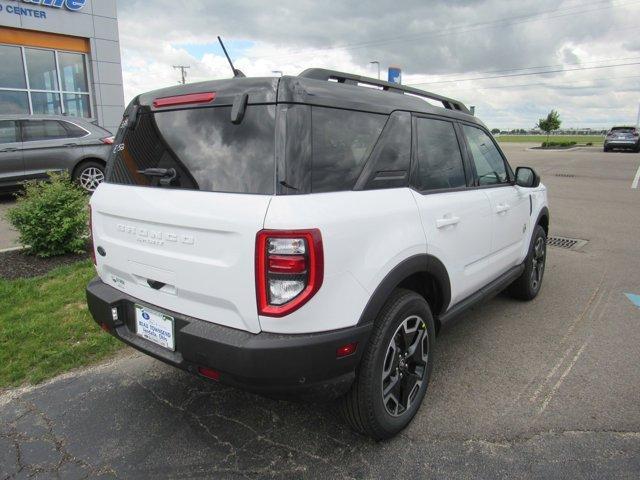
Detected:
left=173, top=65, right=190, bottom=85
left=636, top=102, right=640, bottom=128
left=369, top=61, right=380, bottom=80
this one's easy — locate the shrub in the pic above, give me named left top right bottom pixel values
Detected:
left=586, top=142, right=593, bottom=146
left=541, top=141, right=577, bottom=148
left=7, top=173, right=88, bottom=258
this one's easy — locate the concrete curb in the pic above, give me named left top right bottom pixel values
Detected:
left=0, top=245, right=24, bottom=254
left=524, top=146, right=602, bottom=152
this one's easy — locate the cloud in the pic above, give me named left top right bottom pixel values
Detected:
left=116, top=0, right=640, bottom=128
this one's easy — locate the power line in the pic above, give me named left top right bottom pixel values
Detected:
left=443, top=73, right=640, bottom=91
left=245, top=0, right=637, bottom=61
left=408, top=61, right=640, bottom=86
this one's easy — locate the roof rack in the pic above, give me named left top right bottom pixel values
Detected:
left=298, top=68, right=471, bottom=114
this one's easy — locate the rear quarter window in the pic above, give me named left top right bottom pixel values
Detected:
left=108, top=105, right=276, bottom=194
left=311, top=108, right=386, bottom=192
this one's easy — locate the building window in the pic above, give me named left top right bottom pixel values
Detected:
left=0, top=44, right=91, bottom=118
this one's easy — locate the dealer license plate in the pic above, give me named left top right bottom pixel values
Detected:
left=135, top=305, right=175, bottom=351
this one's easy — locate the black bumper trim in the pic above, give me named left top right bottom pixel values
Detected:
left=86, top=277, right=371, bottom=400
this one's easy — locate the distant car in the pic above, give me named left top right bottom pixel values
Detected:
left=0, top=115, right=114, bottom=193
left=603, top=126, right=640, bottom=152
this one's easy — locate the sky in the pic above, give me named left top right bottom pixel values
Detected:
left=116, top=0, right=640, bottom=130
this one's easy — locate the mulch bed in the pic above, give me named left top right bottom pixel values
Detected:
left=0, top=248, right=91, bottom=281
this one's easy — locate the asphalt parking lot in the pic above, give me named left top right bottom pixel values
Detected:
left=1, top=144, right=639, bottom=479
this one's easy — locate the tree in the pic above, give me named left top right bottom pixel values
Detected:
left=491, top=128, right=500, bottom=135
left=536, top=110, right=561, bottom=144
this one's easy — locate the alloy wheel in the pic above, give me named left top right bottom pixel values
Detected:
left=381, top=315, right=429, bottom=417
left=79, top=167, right=105, bottom=193
left=530, top=236, right=546, bottom=290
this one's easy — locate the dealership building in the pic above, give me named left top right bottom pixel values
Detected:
left=0, top=0, right=124, bottom=133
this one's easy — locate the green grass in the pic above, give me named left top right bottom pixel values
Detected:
left=497, top=135, right=604, bottom=145
left=0, top=260, right=123, bottom=389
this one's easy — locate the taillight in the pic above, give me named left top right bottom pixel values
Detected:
left=153, top=92, right=216, bottom=108
left=89, top=205, right=96, bottom=266
left=256, top=229, right=323, bottom=317
left=101, top=136, right=114, bottom=145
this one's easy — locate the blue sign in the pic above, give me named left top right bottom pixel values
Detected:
left=9, top=0, right=86, bottom=11
left=388, top=67, right=402, bottom=85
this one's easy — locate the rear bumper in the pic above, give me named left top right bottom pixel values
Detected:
left=86, top=277, right=371, bottom=400
left=605, top=140, right=639, bottom=149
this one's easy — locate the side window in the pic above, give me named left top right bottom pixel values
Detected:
left=22, top=120, right=69, bottom=142
left=415, top=117, right=466, bottom=191
left=360, top=111, right=411, bottom=190
left=62, top=121, right=88, bottom=138
left=462, top=125, right=508, bottom=185
left=311, top=107, right=386, bottom=192
left=0, top=121, right=19, bottom=144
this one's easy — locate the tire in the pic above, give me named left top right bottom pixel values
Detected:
left=603, top=146, right=610, bottom=152
left=73, top=161, right=105, bottom=193
left=507, top=225, right=547, bottom=301
left=340, top=289, right=435, bottom=440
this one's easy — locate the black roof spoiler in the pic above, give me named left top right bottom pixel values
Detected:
left=299, top=68, right=471, bottom=115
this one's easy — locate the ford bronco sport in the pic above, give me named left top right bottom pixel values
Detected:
left=86, top=69, right=549, bottom=440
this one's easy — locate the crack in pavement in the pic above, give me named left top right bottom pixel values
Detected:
left=126, top=373, right=361, bottom=479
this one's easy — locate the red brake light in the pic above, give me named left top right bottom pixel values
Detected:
left=153, top=92, right=216, bottom=108
left=268, top=255, right=306, bottom=273
left=101, top=136, right=114, bottom=145
left=256, top=229, right=324, bottom=317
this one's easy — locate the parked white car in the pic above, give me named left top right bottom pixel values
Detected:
left=86, top=69, right=549, bottom=440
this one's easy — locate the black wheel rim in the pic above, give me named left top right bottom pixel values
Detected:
left=381, top=315, right=429, bottom=417
left=530, top=236, right=546, bottom=290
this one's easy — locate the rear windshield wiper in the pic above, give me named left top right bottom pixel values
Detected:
left=137, top=168, right=178, bottom=186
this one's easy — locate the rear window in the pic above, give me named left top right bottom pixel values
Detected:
left=108, top=105, right=276, bottom=194
left=311, top=108, right=386, bottom=192
left=611, top=127, right=636, bottom=133
left=22, top=120, right=69, bottom=142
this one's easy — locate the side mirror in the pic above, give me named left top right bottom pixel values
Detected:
left=515, top=167, right=540, bottom=188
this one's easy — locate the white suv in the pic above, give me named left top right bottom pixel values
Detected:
left=86, top=69, right=549, bottom=440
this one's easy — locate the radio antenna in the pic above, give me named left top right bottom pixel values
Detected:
left=217, top=36, right=246, bottom=78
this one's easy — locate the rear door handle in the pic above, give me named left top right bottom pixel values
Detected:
left=0, top=148, right=18, bottom=153
left=436, top=216, right=460, bottom=228
left=496, top=204, right=511, bottom=214
left=63, top=143, right=78, bottom=148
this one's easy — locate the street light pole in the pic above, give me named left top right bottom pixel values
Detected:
left=369, top=61, right=380, bottom=80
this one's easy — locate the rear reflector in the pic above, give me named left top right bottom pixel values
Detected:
left=198, top=367, right=221, bottom=381
left=337, top=342, right=358, bottom=358
left=153, top=92, right=216, bottom=108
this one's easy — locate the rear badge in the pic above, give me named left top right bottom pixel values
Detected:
left=110, top=275, right=126, bottom=289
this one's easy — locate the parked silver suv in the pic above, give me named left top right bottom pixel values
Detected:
left=0, top=115, right=114, bottom=193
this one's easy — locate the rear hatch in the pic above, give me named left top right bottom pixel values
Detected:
left=609, top=127, right=638, bottom=142
left=91, top=79, right=279, bottom=333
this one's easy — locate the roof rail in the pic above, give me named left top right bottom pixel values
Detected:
left=298, top=68, right=471, bottom=114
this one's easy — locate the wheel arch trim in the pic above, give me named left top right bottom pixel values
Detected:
left=357, top=254, right=451, bottom=326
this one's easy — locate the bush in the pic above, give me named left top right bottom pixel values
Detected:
left=586, top=142, right=593, bottom=146
left=7, top=173, right=88, bottom=258
left=541, top=141, right=577, bottom=148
